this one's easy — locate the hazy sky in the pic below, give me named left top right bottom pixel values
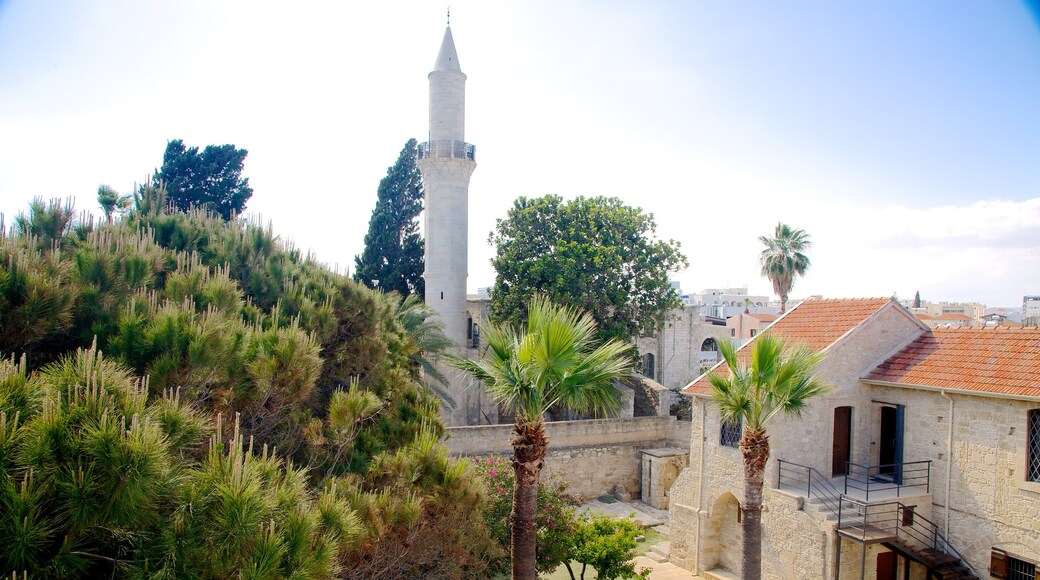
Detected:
left=1, top=1, right=1038, bottom=307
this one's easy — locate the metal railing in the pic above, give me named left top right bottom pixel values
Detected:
left=418, top=140, right=476, bottom=161
left=777, top=459, right=844, bottom=517
left=844, top=460, right=931, bottom=501
left=837, top=498, right=983, bottom=578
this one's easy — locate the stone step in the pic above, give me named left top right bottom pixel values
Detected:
left=702, top=568, right=740, bottom=580
left=649, top=540, right=671, bottom=560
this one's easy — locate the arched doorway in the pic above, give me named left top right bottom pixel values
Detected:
left=642, top=352, right=655, bottom=380
left=705, top=492, right=741, bottom=573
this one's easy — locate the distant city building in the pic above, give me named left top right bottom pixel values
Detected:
left=726, top=311, right=778, bottom=344
left=1025, top=295, right=1040, bottom=327
left=684, top=287, right=779, bottom=319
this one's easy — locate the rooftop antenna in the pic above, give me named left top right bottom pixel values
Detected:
left=447, top=6, right=450, bottom=26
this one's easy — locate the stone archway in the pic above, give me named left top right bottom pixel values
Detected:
left=704, top=492, right=742, bottom=573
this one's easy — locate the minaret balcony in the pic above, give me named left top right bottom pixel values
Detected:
left=419, top=140, right=476, bottom=161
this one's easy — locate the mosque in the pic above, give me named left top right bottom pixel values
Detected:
left=415, top=21, right=735, bottom=427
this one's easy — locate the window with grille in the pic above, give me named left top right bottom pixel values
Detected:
left=1008, top=555, right=1037, bottom=580
left=1028, top=409, right=1040, bottom=483
left=720, top=417, right=742, bottom=448
left=994, top=548, right=1040, bottom=580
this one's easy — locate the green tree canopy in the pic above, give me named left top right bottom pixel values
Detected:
left=0, top=193, right=498, bottom=577
left=354, top=138, right=425, bottom=297
left=489, top=195, right=688, bottom=343
left=155, top=138, right=253, bottom=220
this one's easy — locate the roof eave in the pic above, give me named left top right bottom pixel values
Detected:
left=862, top=378, right=1040, bottom=403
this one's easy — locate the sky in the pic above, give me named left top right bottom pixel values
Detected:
left=1, top=1, right=1038, bottom=307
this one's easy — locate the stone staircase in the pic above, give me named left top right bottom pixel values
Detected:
left=883, top=538, right=978, bottom=580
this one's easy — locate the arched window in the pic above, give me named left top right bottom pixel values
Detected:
left=701, top=338, right=718, bottom=352
left=642, top=353, right=655, bottom=380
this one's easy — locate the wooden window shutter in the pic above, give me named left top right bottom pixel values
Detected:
left=990, top=548, right=1007, bottom=579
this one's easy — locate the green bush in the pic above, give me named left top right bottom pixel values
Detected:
left=569, top=513, right=651, bottom=580
left=0, top=195, right=498, bottom=577
left=475, top=455, right=581, bottom=575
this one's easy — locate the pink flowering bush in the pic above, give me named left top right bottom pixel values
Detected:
left=474, top=455, right=581, bottom=575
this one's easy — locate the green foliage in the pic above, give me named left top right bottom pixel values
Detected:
left=354, top=138, right=425, bottom=297
left=96, top=185, right=132, bottom=224
left=0, top=194, right=496, bottom=577
left=758, top=222, right=812, bottom=313
left=707, top=334, right=831, bottom=433
left=569, top=514, right=651, bottom=580
left=451, top=295, right=633, bottom=424
left=341, top=426, right=501, bottom=578
left=490, top=195, right=688, bottom=343
left=156, top=139, right=254, bottom=220
left=475, top=455, right=581, bottom=575
left=393, top=293, right=455, bottom=407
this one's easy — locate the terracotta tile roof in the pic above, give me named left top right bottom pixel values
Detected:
left=864, top=326, right=1040, bottom=399
left=684, top=297, right=896, bottom=395
left=915, top=313, right=935, bottom=320
left=749, top=313, right=778, bottom=322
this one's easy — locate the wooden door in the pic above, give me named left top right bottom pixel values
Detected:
left=876, top=551, right=897, bottom=580
left=832, top=406, right=852, bottom=477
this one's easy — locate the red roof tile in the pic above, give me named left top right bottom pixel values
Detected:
left=864, top=326, right=1040, bottom=399
left=749, top=313, right=778, bottom=322
left=684, top=297, right=896, bottom=395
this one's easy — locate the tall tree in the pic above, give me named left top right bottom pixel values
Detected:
left=758, top=222, right=812, bottom=313
left=155, top=139, right=253, bottom=220
left=354, top=138, right=425, bottom=296
left=913, top=291, right=922, bottom=308
left=707, top=335, right=829, bottom=580
left=490, top=195, right=688, bottom=344
left=450, top=296, right=632, bottom=580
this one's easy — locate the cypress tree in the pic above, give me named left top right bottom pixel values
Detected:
left=354, top=139, right=425, bottom=297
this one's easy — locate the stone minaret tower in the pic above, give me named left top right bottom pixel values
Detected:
left=418, top=24, right=476, bottom=346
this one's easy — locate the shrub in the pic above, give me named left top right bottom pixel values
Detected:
left=475, top=455, right=581, bottom=575
left=569, top=513, right=651, bottom=580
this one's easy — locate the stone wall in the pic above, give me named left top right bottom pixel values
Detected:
left=630, top=376, right=673, bottom=417
left=867, top=385, right=1040, bottom=575
left=446, top=416, right=691, bottom=499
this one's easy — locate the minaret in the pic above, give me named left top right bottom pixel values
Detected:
left=418, top=23, right=476, bottom=346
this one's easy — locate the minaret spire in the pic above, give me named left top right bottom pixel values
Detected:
left=418, top=19, right=479, bottom=425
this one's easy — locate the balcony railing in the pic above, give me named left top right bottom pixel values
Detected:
left=838, top=497, right=983, bottom=578
left=844, top=460, right=931, bottom=501
left=418, top=140, right=476, bottom=161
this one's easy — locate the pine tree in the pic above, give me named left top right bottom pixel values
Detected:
left=354, top=139, right=425, bottom=297
left=913, top=291, right=922, bottom=308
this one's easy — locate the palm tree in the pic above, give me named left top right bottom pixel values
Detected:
left=758, top=222, right=811, bottom=313
left=394, top=292, right=456, bottom=408
left=707, top=334, right=829, bottom=580
left=450, top=296, right=632, bottom=580
left=96, top=185, right=131, bottom=223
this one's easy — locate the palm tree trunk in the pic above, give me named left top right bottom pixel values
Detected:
left=779, top=292, right=788, bottom=314
left=510, top=417, right=547, bottom=580
left=740, top=428, right=770, bottom=580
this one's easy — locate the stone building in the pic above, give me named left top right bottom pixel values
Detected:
left=667, top=297, right=1040, bottom=580
left=635, top=306, right=732, bottom=391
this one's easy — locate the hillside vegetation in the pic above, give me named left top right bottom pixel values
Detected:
left=0, top=190, right=499, bottom=577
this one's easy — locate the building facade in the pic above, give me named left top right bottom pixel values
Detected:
left=668, top=298, right=1040, bottom=580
